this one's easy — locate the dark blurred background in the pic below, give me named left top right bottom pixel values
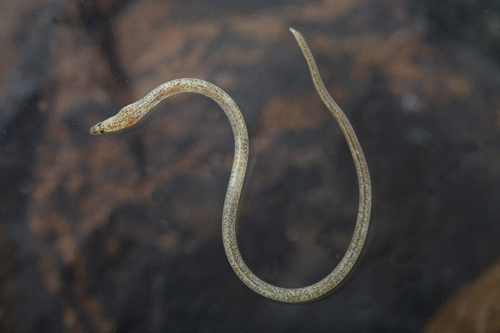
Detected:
left=1, top=0, right=500, bottom=332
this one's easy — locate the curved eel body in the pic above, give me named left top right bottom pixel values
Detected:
left=90, top=28, right=372, bottom=303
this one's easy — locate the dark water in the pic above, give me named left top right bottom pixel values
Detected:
left=1, top=0, right=500, bottom=332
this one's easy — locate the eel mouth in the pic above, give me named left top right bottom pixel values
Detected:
left=89, top=122, right=104, bottom=135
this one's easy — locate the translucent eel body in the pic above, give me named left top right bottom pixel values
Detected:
left=90, top=28, right=372, bottom=303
